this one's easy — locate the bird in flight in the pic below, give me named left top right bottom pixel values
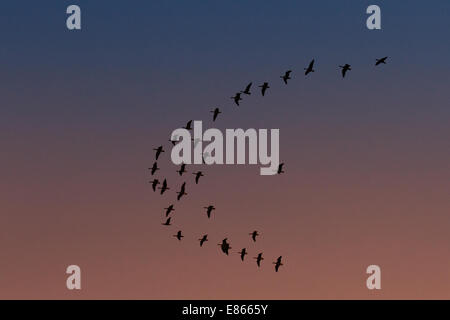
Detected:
left=280, top=70, right=292, bottom=84
left=162, top=217, right=171, bottom=226
left=159, top=179, right=169, bottom=195
left=193, top=171, right=204, bottom=184
left=149, top=162, right=159, bottom=175
left=273, top=256, right=283, bottom=272
left=259, top=82, right=270, bottom=96
left=164, top=204, right=175, bottom=217
left=339, top=64, right=352, bottom=78
left=238, top=248, right=248, bottom=261
left=211, top=108, right=221, bottom=122
left=375, top=56, right=388, bottom=66
left=199, top=234, right=208, bottom=247
left=173, top=230, right=184, bottom=241
left=231, top=92, right=242, bottom=106
left=183, top=120, right=193, bottom=131
left=304, top=59, right=315, bottom=75
left=249, top=230, right=260, bottom=242
left=176, top=182, right=187, bottom=201
left=153, top=146, right=164, bottom=160
left=254, top=253, right=264, bottom=267
left=240, top=82, right=252, bottom=95
left=277, top=163, right=284, bottom=174
left=149, top=179, right=159, bottom=192
left=177, top=163, right=187, bottom=176
left=204, top=205, right=216, bottom=219
left=218, top=238, right=231, bottom=255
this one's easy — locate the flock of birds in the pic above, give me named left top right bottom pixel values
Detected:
left=229, top=57, right=387, bottom=106
left=149, top=140, right=284, bottom=272
left=148, top=56, right=389, bottom=273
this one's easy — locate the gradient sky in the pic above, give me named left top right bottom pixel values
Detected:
left=1, top=0, right=449, bottom=299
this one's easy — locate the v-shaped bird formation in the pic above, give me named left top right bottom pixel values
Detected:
left=148, top=56, right=388, bottom=272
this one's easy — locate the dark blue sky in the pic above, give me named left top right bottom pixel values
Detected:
left=0, top=1, right=449, bottom=127
left=1, top=1, right=449, bottom=70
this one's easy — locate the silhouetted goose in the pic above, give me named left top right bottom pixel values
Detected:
left=162, top=217, right=171, bottom=226
left=277, top=163, right=284, bottom=174
left=153, top=146, right=164, bottom=160
left=254, top=253, right=264, bottom=267
left=238, top=248, right=248, bottom=261
left=173, top=230, right=184, bottom=241
left=375, top=56, right=388, bottom=65
left=240, top=82, right=252, bottom=95
left=177, top=163, right=187, bottom=176
left=199, top=234, right=208, bottom=247
left=249, top=230, right=260, bottom=242
left=203, top=205, right=215, bottom=219
left=339, top=64, right=351, bottom=78
left=304, top=59, right=315, bottom=75
left=273, top=256, right=283, bottom=272
left=218, top=238, right=231, bottom=255
left=183, top=120, right=193, bottom=131
left=259, top=82, right=270, bottom=96
left=211, top=108, right=221, bottom=122
left=149, top=162, right=159, bottom=175
left=222, top=243, right=231, bottom=255
left=149, top=179, right=159, bottom=192
left=280, top=70, right=292, bottom=84
left=193, top=171, right=204, bottom=184
left=158, top=179, right=169, bottom=195
left=164, top=204, right=174, bottom=217
left=231, top=92, right=242, bottom=106
left=176, top=182, right=187, bottom=201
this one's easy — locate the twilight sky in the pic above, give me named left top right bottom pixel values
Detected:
left=0, top=0, right=449, bottom=299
